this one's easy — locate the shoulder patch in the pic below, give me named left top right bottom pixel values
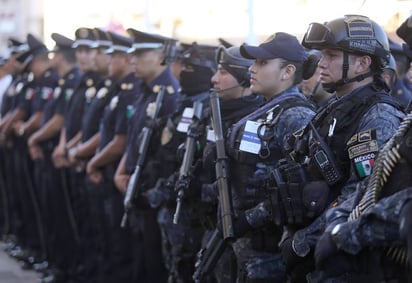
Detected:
left=348, top=140, right=378, bottom=160
left=346, top=129, right=376, bottom=146
left=347, top=129, right=378, bottom=179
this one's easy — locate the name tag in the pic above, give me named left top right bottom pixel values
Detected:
left=206, top=128, right=216, bottom=142
left=177, top=107, right=194, bottom=133
left=239, top=120, right=261, bottom=154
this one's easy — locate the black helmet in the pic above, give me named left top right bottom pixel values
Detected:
left=302, top=14, right=390, bottom=68
left=215, top=45, right=253, bottom=86
left=181, top=42, right=217, bottom=72
left=179, top=42, right=217, bottom=95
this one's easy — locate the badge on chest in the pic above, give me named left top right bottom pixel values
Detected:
left=239, top=120, right=261, bottom=154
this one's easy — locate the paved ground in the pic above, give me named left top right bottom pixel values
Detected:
left=0, top=242, right=39, bottom=283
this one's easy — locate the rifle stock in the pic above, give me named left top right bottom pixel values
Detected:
left=192, top=229, right=226, bottom=282
left=121, top=85, right=166, bottom=228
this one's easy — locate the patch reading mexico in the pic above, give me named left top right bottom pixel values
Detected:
left=354, top=153, right=375, bottom=178
left=348, top=140, right=378, bottom=159
left=239, top=120, right=261, bottom=154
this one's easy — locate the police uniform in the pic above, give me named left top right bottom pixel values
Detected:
left=0, top=70, right=31, bottom=248
left=217, top=34, right=316, bottom=283
left=96, top=73, right=138, bottom=283
left=82, top=32, right=137, bottom=282
left=124, top=28, right=180, bottom=283
left=144, top=42, right=217, bottom=283
left=28, top=33, right=83, bottom=282
left=1, top=70, right=35, bottom=261
left=278, top=15, right=406, bottom=282
left=60, top=27, right=104, bottom=283
left=0, top=39, right=29, bottom=257
left=8, top=33, right=59, bottom=270
left=308, top=15, right=412, bottom=283
left=196, top=46, right=265, bottom=283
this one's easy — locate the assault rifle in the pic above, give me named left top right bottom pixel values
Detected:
left=192, top=89, right=235, bottom=282
left=121, top=39, right=178, bottom=228
left=121, top=85, right=166, bottom=228
left=173, top=100, right=204, bottom=224
left=192, top=229, right=225, bottom=282
left=210, top=90, right=234, bottom=239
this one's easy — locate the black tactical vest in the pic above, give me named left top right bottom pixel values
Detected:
left=304, top=84, right=402, bottom=195
left=229, top=97, right=315, bottom=211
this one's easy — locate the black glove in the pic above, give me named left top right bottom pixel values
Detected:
left=399, top=200, right=412, bottom=267
left=314, top=232, right=338, bottom=269
left=144, top=178, right=167, bottom=208
left=217, top=212, right=251, bottom=238
left=233, top=212, right=252, bottom=237
left=314, top=231, right=353, bottom=277
left=280, top=237, right=305, bottom=271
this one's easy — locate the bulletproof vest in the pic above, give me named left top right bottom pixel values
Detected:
left=142, top=92, right=211, bottom=189
left=229, top=97, right=315, bottom=210
left=306, top=85, right=402, bottom=194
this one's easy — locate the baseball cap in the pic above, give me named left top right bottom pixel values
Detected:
left=240, top=32, right=307, bottom=62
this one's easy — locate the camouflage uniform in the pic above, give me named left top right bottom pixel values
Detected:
left=226, top=88, right=315, bottom=282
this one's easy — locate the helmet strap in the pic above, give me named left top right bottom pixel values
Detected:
left=322, top=52, right=374, bottom=93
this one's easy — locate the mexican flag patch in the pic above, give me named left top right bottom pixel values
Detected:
left=354, top=153, right=375, bottom=178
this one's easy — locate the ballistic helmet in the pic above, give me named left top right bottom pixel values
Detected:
left=302, top=15, right=390, bottom=68
left=216, top=46, right=253, bottom=86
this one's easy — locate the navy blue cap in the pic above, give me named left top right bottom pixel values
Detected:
left=105, top=32, right=133, bottom=54
left=50, top=33, right=74, bottom=52
left=240, top=32, right=307, bottom=62
left=16, top=33, right=49, bottom=66
left=72, top=27, right=99, bottom=48
left=94, top=28, right=112, bottom=48
left=126, top=28, right=176, bottom=52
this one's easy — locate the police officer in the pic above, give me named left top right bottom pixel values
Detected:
left=216, top=32, right=316, bottom=282
left=9, top=34, right=59, bottom=271
left=67, top=28, right=115, bottom=283
left=311, top=14, right=412, bottom=283
left=114, top=28, right=180, bottom=283
left=276, top=15, right=405, bottom=282
left=51, top=27, right=104, bottom=282
left=387, top=40, right=412, bottom=110
left=194, top=45, right=265, bottom=283
left=85, top=31, right=138, bottom=283
left=26, top=32, right=81, bottom=282
left=0, top=38, right=28, bottom=248
left=144, top=41, right=218, bottom=283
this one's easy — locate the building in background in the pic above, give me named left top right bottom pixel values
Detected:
left=0, top=0, right=411, bottom=56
